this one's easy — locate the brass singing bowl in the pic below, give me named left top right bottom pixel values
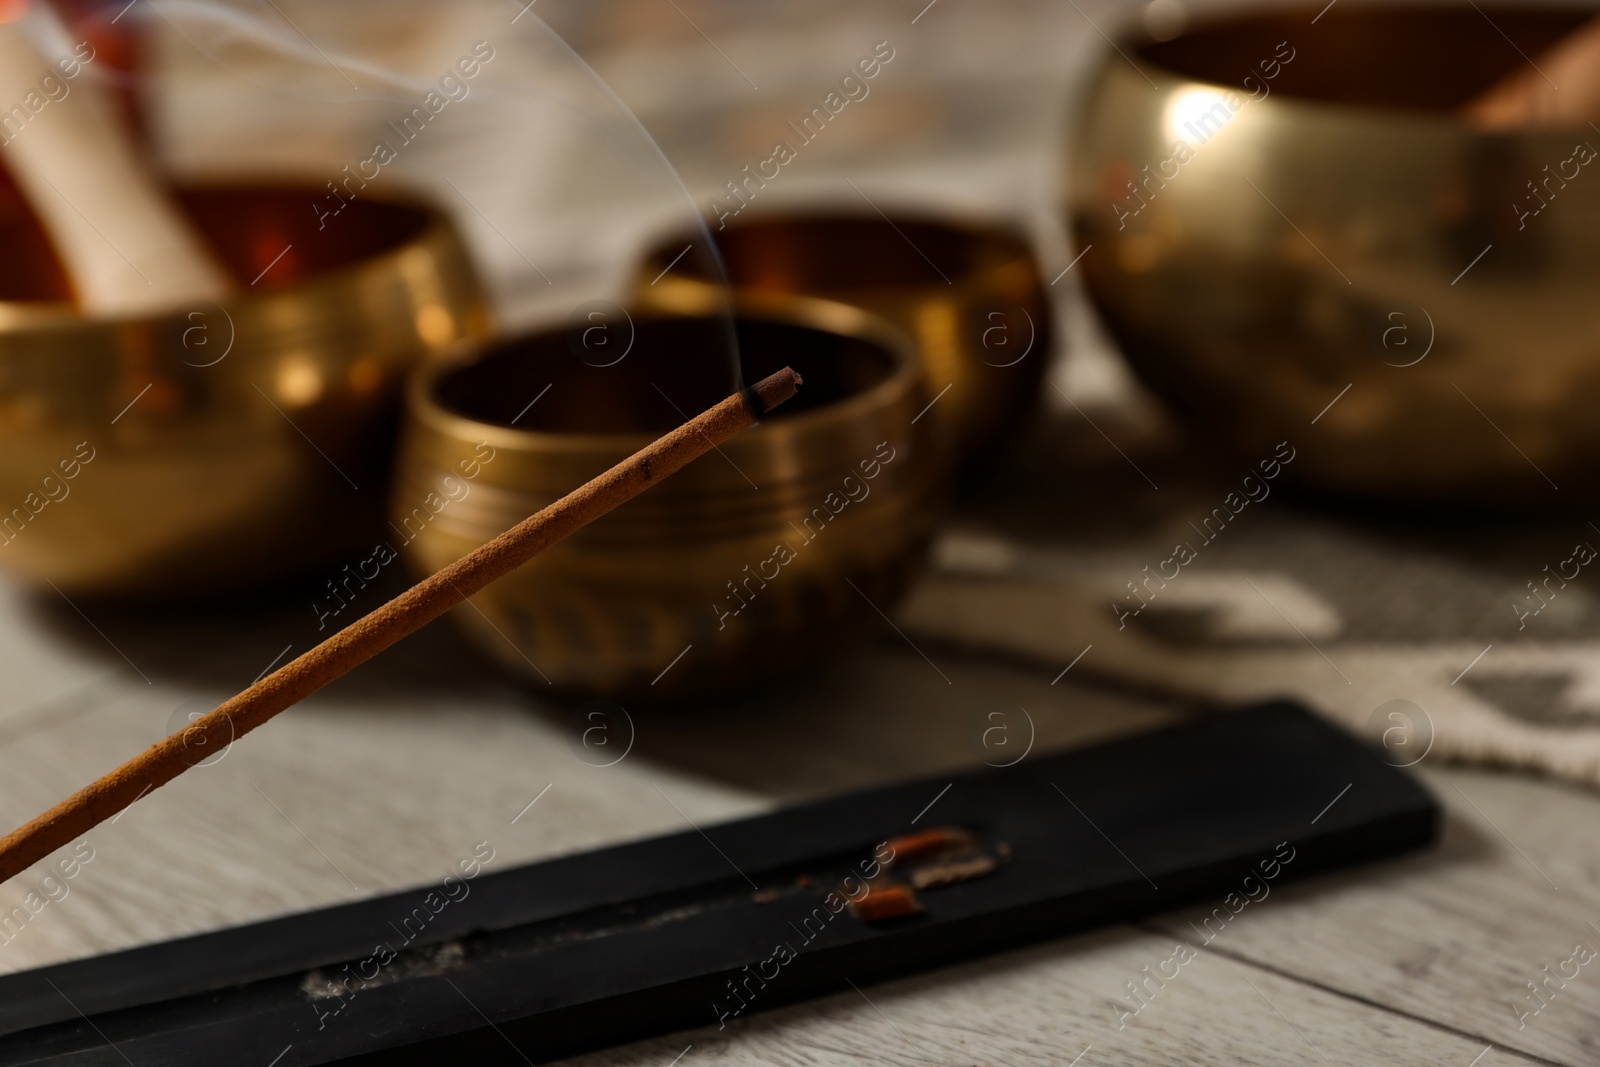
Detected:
left=634, top=213, right=1050, bottom=462
left=391, top=296, right=946, bottom=697
left=1070, top=4, right=1600, bottom=500
left=0, top=184, right=490, bottom=595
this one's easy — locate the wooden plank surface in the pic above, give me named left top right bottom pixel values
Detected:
left=564, top=927, right=1539, bottom=1067
left=1144, top=764, right=1600, bottom=1067
left=0, top=562, right=1591, bottom=1066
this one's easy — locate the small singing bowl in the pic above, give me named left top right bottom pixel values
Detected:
left=633, top=212, right=1051, bottom=462
left=0, top=184, right=490, bottom=596
left=1070, top=4, right=1600, bottom=501
left=391, top=296, right=946, bottom=697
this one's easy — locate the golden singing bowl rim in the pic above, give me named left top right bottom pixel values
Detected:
left=0, top=182, right=472, bottom=339
left=1102, top=2, right=1597, bottom=130
left=635, top=209, right=1043, bottom=298
left=407, top=291, right=921, bottom=460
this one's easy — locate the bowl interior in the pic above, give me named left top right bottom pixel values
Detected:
left=659, top=215, right=997, bottom=291
left=0, top=185, right=432, bottom=304
left=1140, top=5, right=1589, bottom=110
left=434, top=314, right=898, bottom=435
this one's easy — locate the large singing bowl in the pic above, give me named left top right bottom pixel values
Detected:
left=0, top=184, right=489, bottom=596
left=1069, top=3, right=1600, bottom=501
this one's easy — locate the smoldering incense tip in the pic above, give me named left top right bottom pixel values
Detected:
left=748, top=367, right=802, bottom=419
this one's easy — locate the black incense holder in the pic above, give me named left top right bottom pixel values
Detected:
left=0, top=702, right=1438, bottom=1065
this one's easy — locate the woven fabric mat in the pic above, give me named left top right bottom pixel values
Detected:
left=899, top=407, right=1600, bottom=788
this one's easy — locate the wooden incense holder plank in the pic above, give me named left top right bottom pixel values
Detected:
left=0, top=702, right=1439, bottom=1064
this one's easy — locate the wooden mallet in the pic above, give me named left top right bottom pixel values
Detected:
left=0, top=0, right=230, bottom=313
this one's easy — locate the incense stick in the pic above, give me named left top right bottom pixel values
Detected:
left=0, top=367, right=802, bottom=884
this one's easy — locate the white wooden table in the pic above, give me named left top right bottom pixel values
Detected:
left=0, top=548, right=1590, bottom=1067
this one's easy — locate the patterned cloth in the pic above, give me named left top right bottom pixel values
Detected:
left=900, top=410, right=1600, bottom=787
